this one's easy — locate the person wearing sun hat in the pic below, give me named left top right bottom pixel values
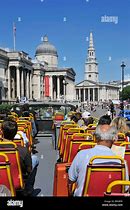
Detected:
left=82, top=111, right=91, bottom=119
left=78, top=111, right=91, bottom=127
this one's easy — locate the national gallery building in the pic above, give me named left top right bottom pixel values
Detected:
left=0, top=35, right=76, bottom=102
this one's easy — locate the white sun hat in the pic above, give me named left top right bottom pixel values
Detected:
left=82, top=111, right=91, bottom=119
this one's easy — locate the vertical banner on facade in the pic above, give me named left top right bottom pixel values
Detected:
left=44, top=76, right=50, bottom=97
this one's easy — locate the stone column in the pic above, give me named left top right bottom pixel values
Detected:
left=16, top=67, right=20, bottom=98
left=93, top=88, right=95, bottom=102
left=21, top=69, right=24, bottom=96
left=92, top=88, right=94, bottom=102
left=38, top=73, right=41, bottom=99
left=7, top=67, right=11, bottom=100
left=28, top=72, right=30, bottom=98
left=26, top=71, right=29, bottom=99
left=12, top=74, right=15, bottom=99
left=88, top=88, right=90, bottom=101
left=30, top=73, right=32, bottom=99
left=76, top=89, right=78, bottom=100
left=63, top=82, right=65, bottom=101
left=98, top=88, right=100, bottom=101
left=57, top=76, right=60, bottom=100
left=79, top=88, right=81, bottom=102
left=84, top=88, right=85, bottom=102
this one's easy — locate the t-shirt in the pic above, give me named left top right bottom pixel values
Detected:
left=14, top=131, right=29, bottom=146
left=68, top=145, right=128, bottom=196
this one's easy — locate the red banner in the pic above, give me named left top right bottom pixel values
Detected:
left=44, top=76, right=50, bottom=97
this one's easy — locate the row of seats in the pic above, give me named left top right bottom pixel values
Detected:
left=0, top=112, right=35, bottom=196
left=0, top=142, right=24, bottom=196
left=53, top=117, right=130, bottom=196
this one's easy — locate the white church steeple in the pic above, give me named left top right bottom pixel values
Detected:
left=84, top=32, right=99, bottom=82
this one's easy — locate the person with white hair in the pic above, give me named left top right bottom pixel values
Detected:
left=68, top=124, right=129, bottom=196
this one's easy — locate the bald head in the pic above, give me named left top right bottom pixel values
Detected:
left=95, top=124, right=118, bottom=142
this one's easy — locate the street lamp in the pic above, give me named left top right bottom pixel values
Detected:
left=120, top=61, right=126, bottom=111
left=63, top=78, right=68, bottom=103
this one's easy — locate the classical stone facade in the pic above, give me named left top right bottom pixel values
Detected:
left=76, top=80, right=119, bottom=102
left=35, top=35, right=76, bottom=102
left=0, top=49, right=33, bottom=102
left=0, top=35, right=76, bottom=102
left=76, top=32, right=119, bottom=103
left=0, top=32, right=119, bottom=103
left=43, top=68, right=76, bottom=101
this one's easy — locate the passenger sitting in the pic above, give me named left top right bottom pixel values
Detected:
left=1, top=120, right=39, bottom=196
left=70, top=115, right=79, bottom=124
left=21, top=104, right=38, bottom=138
left=14, top=130, right=29, bottom=148
left=79, top=111, right=91, bottom=128
left=110, top=116, right=129, bottom=134
left=68, top=124, right=129, bottom=196
left=81, top=116, right=94, bottom=130
left=98, top=115, right=112, bottom=125
left=110, top=116, right=130, bottom=142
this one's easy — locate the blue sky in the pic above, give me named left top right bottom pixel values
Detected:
left=0, top=0, right=130, bottom=83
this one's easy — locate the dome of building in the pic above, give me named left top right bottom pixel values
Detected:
left=35, top=35, right=58, bottom=56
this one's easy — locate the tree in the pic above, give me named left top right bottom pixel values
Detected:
left=120, top=86, right=130, bottom=101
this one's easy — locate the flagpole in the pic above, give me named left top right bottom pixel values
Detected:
left=13, top=22, right=16, bottom=51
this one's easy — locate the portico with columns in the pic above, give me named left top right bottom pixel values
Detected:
left=35, top=35, right=76, bottom=102
left=44, top=68, right=76, bottom=102
left=7, top=51, right=33, bottom=101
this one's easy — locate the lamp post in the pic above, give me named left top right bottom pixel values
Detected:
left=120, top=61, right=126, bottom=111
left=63, top=78, right=68, bottom=103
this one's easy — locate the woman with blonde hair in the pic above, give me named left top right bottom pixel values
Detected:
left=111, top=116, right=129, bottom=133
left=110, top=116, right=130, bottom=141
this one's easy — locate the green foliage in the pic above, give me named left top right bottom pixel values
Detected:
left=0, top=104, right=12, bottom=114
left=122, top=86, right=130, bottom=100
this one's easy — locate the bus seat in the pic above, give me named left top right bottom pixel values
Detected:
left=82, top=156, right=125, bottom=196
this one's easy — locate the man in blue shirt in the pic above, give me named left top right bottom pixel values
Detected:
left=68, top=124, right=129, bottom=196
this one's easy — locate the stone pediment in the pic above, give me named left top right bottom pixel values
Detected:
left=67, top=68, right=76, bottom=76
left=76, top=80, right=98, bottom=87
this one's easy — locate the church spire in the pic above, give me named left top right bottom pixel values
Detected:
left=84, top=32, right=99, bottom=82
left=89, top=32, right=94, bottom=48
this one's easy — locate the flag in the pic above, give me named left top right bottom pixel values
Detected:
left=44, top=76, right=50, bottom=97
left=13, top=22, right=16, bottom=51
